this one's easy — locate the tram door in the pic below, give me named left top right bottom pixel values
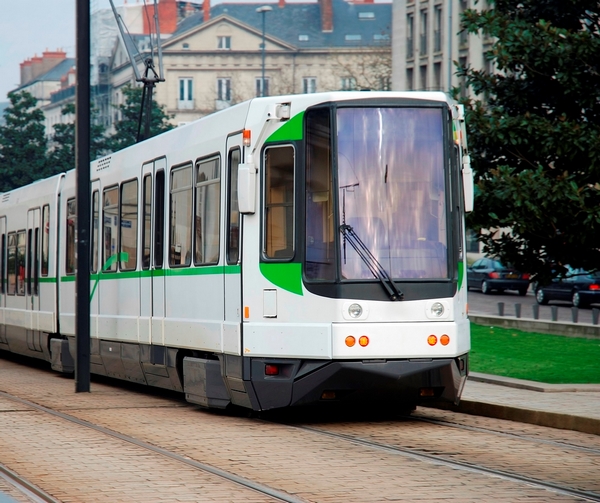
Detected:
left=223, top=136, right=243, bottom=355
left=0, top=216, right=6, bottom=344
left=25, top=208, right=41, bottom=352
left=140, top=158, right=167, bottom=345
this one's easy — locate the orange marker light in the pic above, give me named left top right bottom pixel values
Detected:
left=345, top=336, right=356, bottom=347
left=244, top=306, right=250, bottom=319
left=440, top=334, right=450, bottom=346
left=427, top=335, right=437, bottom=346
left=358, top=335, right=369, bottom=347
left=243, top=129, right=251, bottom=147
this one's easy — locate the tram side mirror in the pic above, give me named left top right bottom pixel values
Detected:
left=238, top=162, right=257, bottom=214
left=462, top=155, right=474, bottom=213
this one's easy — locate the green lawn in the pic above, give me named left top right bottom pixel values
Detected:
left=469, top=323, right=600, bottom=384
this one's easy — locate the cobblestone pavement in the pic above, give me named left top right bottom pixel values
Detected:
left=1, top=355, right=599, bottom=503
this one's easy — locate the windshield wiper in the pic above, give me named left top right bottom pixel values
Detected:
left=339, top=224, right=404, bottom=301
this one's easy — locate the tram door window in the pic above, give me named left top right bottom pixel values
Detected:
left=169, top=165, right=193, bottom=267
left=0, top=233, right=5, bottom=294
left=33, top=227, right=39, bottom=295
left=7, top=233, right=16, bottom=295
left=264, top=146, right=295, bottom=259
left=120, top=179, right=138, bottom=270
left=26, top=229, right=33, bottom=295
left=142, top=175, right=151, bottom=270
left=154, top=170, right=165, bottom=268
left=66, top=199, right=77, bottom=275
left=227, top=148, right=240, bottom=265
left=41, top=205, right=49, bottom=277
left=16, top=231, right=26, bottom=294
left=194, top=156, right=220, bottom=265
left=91, top=192, right=99, bottom=273
left=103, top=187, right=119, bottom=272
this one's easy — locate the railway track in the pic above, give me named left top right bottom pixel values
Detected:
left=0, top=462, right=60, bottom=503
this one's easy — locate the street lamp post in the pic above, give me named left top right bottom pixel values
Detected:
left=256, top=5, right=272, bottom=97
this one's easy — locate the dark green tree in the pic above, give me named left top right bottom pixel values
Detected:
left=47, top=103, right=109, bottom=174
left=106, top=84, right=173, bottom=153
left=458, top=0, right=600, bottom=283
left=0, top=91, right=48, bottom=192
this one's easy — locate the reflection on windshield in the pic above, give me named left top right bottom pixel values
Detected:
left=337, top=107, right=447, bottom=280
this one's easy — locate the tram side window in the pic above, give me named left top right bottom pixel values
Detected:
left=27, top=229, right=32, bottom=295
left=194, top=156, right=220, bottom=265
left=0, top=233, right=5, bottom=294
left=91, top=192, right=99, bottom=273
left=66, top=199, right=77, bottom=275
left=7, top=233, right=16, bottom=295
left=264, top=146, right=295, bottom=259
left=142, top=175, right=151, bottom=269
left=103, top=187, right=119, bottom=272
left=154, top=170, right=165, bottom=268
left=41, top=205, right=49, bottom=276
left=305, top=107, right=335, bottom=280
left=120, top=179, right=138, bottom=271
left=169, top=165, right=192, bottom=267
left=227, top=148, right=240, bottom=265
left=33, top=227, right=39, bottom=295
left=17, top=231, right=26, bottom=294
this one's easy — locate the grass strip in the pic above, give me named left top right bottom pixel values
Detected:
left=470, top=323, right=600, bottom=384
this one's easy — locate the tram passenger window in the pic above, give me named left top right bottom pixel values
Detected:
left=120, top=179, right=138, bottom=271
left=264, top=146, right=295, bottom=259
left=142, top=175, right=151, bottom=269
left=7, top=233, right=16, bottom=295
left=41, top=205, right=49, bottom=276
left=17, top=231, right=26, bottom=294
left=103, top=187, right=118, bottom=272
left=33, top=228, right=39, bottom=295
left=27, top=229, right=32, bottom=295
left=227, top=148, right=240, bottom=265
left=194, top=156, right=220, bottom=265
left=66, top=199, right=76, bottom=275
left=154, top=171, right=165, bottom=268
left=169, top=165, right=192, bottom=267
left=91, top=192, right=99, bottom=273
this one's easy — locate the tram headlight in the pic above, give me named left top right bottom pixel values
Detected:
left=348, top=303, right=363, bottom=318
left=430, top=302, right=444, bottom=317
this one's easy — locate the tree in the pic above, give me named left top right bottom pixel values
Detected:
left=47, top=103, right=109, bottom=175
left=106, top=85, right=174, bottom=153
left=458, top=0, right=600, bottom=284
left=0, top=91, right=47, bottom=192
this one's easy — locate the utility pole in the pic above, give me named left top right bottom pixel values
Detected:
left=256, top=6, right=272, bottom=97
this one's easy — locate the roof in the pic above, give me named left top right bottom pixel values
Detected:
left=172, top=0, right=391, bottom=49
left=11, top=58, right=76, bottom=94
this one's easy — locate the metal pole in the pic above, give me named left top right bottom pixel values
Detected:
left=261, top=12, right=266, bottom=96
left=75, top=0, right=91, bottom=392
left=447, top=0, right=453, bottom=92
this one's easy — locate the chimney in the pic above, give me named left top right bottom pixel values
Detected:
left=320, top=0, right=333, bottom=32
left=40, top=49, right=67, bottom=76
left=143, top=0, right=177, bottom=35
left=203, top=0, right=210, bottom=22
left=20, top=59, right=33, bottom=85
left=278, top=0, right=285, bottom=7
left=30, top=55, right=44, bottom=81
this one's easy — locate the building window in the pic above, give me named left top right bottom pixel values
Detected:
left=345, top=34, right=362, bottom=41
left=217, top=36, right=231, bottom=50
left=434, top=5, right=442, bottom=52
left=406, top=14, right=414, bottom=59
left=406, top=68, right=414, bottom=90
left=298, top=34, right=309, bottom=41
left=182, top=43, right=190, bottom=50
left=434, top=62, right=442, bottom=90
left=178, top=78, right=193, bottom=110
left=169, top=165, right=193, bottom=267
left=358, top=12, right=375, bottom=20
left=303, top=77, right=317, bottom=94
left=217, top=78, right=232, bottom=102
left=341, top=77, right=357, bottom=91
left=459, top=1, right=469, bottom=45
left=459, top=57, right=468, bottom=97
left=256, top=78, right=270, bottom=97
left=420, top=9, right=428, bottom=55
left=194, top=156, right=221, bottom=265
left=420, top=65, right=427, bottom=90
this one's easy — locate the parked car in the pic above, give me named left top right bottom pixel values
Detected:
left=535, top=267, right=600, bottom=308
left=467, top=258, right=530, bottom=295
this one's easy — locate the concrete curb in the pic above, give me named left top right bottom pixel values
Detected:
left=469, top=314, right=600, bottom=339
left=425, top=373, right=600, bottom=436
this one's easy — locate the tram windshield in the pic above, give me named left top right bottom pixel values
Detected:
left=305, top=106, right=448, bottom=283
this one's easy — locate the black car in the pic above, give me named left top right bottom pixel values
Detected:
left=535, top=267, right=600, bottom=308
left=467, top=258, right=531, bottom=295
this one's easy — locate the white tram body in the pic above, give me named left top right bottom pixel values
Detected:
left=0, top=91, right=473, bottom=411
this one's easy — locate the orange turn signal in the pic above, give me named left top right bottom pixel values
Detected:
left=358, top=335, right=369, bottom=347
left=427, top=335, right=437, bottom=346
left=440, top=334, right=450, bottom=346
left=345, top=336, right=356, bottom=347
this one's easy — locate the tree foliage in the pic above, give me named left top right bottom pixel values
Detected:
left=105, top=85, right=173, bottom=152
left=0, top=91, right=47, bottom=192
left=458, top=0, right=600, bottom=283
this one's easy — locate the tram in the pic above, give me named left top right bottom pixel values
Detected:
left=0, top=91, right=473, bottom=411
